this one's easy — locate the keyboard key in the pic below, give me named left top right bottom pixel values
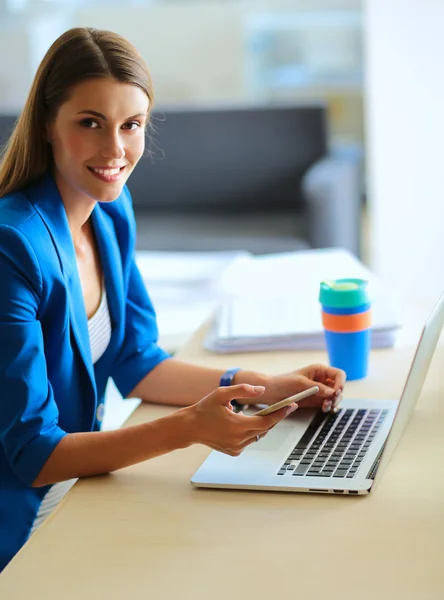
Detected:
left=294, top=464, right=310, bottom=476
left=333, top=470, right=348, bottom=477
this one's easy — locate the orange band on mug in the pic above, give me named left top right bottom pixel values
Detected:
left=322, top=310, right=371, bottom=333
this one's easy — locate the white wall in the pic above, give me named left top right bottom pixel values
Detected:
left=364, top=0, right=444, bottom=304
left=72, top=0, right=362, bottom=107
left=0, top=18, right=33, bottom=112
left=71, top=4, right=247, bottom=104
left=0, top=1, right=364, bottom=145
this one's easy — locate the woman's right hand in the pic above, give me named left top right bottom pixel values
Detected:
left=184, top=384, right=298, bottom=456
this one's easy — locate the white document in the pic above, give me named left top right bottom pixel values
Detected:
left=206, top=248, right=403, bottom=353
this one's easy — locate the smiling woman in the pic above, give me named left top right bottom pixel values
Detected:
left=0, top=26, right=346, bottom=573
left=45, top=77, right=149, bottom=207
left=0, top=28, right=153, bottom=201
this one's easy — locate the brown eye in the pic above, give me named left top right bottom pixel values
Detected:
left=122, top=121, right=140, bottom=130
left=80, top=118, right=99, bottom=129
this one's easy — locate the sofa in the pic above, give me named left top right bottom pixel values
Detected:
left=0, top=104, right=363, bottom=256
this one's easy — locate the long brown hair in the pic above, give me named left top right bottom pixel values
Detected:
left=0, top=27, right=154, bottom=198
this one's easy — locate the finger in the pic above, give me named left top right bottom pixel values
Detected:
left=225, top=448, right=242, bottom=457
left=212, top=444, right=241, bottom=457
left=248, top=403, right=298, bottom=430
left=242, top=432, right=267, bottom=448
left=294, top=376, right=339, bottom=413
left=297, top=375, right=336, bottom=399
left=325, top=369, right=347, bottom=392
left=305, top=364, right=347, bottom=393
left=210, top=384, right=266, bottom=407
left=332, top=392, right=343, bottom=412
left=325, top=373, right=346, bottom=413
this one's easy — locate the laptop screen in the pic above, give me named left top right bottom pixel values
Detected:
left=372, top=291, right=444, bottom=489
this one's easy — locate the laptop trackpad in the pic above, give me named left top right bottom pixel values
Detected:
left=254, top=417, right=309, bottom=452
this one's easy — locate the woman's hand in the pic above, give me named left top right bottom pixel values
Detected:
left=241, top=364, right=346, bottom=414
left=183, top=384, right=298, bottom=457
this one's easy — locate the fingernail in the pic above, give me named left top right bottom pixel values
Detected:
left=322, top=401, right=332, bottom=413
left=333, top=393, right=342, bottom=407
left=325, top=388, right=335, bottom=396
left=253, top=385, right=265, bottom=392
left=286, top=404, right=298, bottom=415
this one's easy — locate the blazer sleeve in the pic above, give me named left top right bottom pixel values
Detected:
left=0, top=225, right=67, bottom=486
left=110, top=255, right=171, bottom=398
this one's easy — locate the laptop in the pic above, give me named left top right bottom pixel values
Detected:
left=191, top=291, right=444, bottom=495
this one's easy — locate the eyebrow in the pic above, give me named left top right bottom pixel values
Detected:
left=76, top=110, right=147, bottom=120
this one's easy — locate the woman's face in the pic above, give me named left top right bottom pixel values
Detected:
left=47, top=77, right=149, bottom=205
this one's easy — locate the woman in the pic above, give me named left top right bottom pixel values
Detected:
left=0, top=27, right=345, bottom=571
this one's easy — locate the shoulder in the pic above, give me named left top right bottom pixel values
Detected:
left=0, top=187, right=48, bottom=249
left=0, top=189, right=39, bottom=229
left=0, top=191, right=44, bottom=295
left=0, top=224, right=43, bottom=304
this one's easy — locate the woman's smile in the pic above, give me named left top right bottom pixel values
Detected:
left=86, top=165, right=127, bottom=183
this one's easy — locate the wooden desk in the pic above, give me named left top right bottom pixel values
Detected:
left=1, top=318, right=443, bottom=599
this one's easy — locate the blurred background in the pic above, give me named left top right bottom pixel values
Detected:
left=0, top=0, right=364, bottom=148
left=0, top=0, right=443, bottom=306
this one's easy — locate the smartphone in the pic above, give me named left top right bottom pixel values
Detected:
left=253, top=386, right=319, bottom=416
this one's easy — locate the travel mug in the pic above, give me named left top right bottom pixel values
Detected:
left=319, top=278, right=372, bottom=380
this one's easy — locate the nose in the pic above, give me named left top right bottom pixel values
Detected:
left=100, top=128, right=125, bottom=160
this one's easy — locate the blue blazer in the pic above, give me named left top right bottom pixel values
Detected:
left=0, top=171, right=170, bottom=570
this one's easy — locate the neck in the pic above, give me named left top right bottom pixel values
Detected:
left=52, top=168, right=96, bottom=249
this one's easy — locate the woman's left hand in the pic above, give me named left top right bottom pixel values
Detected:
left=259, top=364, right=346, bottom=413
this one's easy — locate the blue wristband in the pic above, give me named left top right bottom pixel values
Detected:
left=220, top=368, right=243, bottom=412
left=219, top=367, right=242, bottom=387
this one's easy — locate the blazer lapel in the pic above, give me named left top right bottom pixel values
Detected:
left=26, top=172, right=97, bottom=404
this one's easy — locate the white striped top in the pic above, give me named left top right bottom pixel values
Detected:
left=87, top=282, right=112, bottom=364
left=30, top=284, right=112, bottom=536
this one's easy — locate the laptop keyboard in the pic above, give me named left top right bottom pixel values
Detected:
left=277, top=408, right=389, bottom=479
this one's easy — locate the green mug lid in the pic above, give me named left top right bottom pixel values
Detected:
left=319, top=278, right=370, bottom=308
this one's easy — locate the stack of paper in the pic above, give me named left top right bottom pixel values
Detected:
left=205, top=248, right=403, bottom=353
